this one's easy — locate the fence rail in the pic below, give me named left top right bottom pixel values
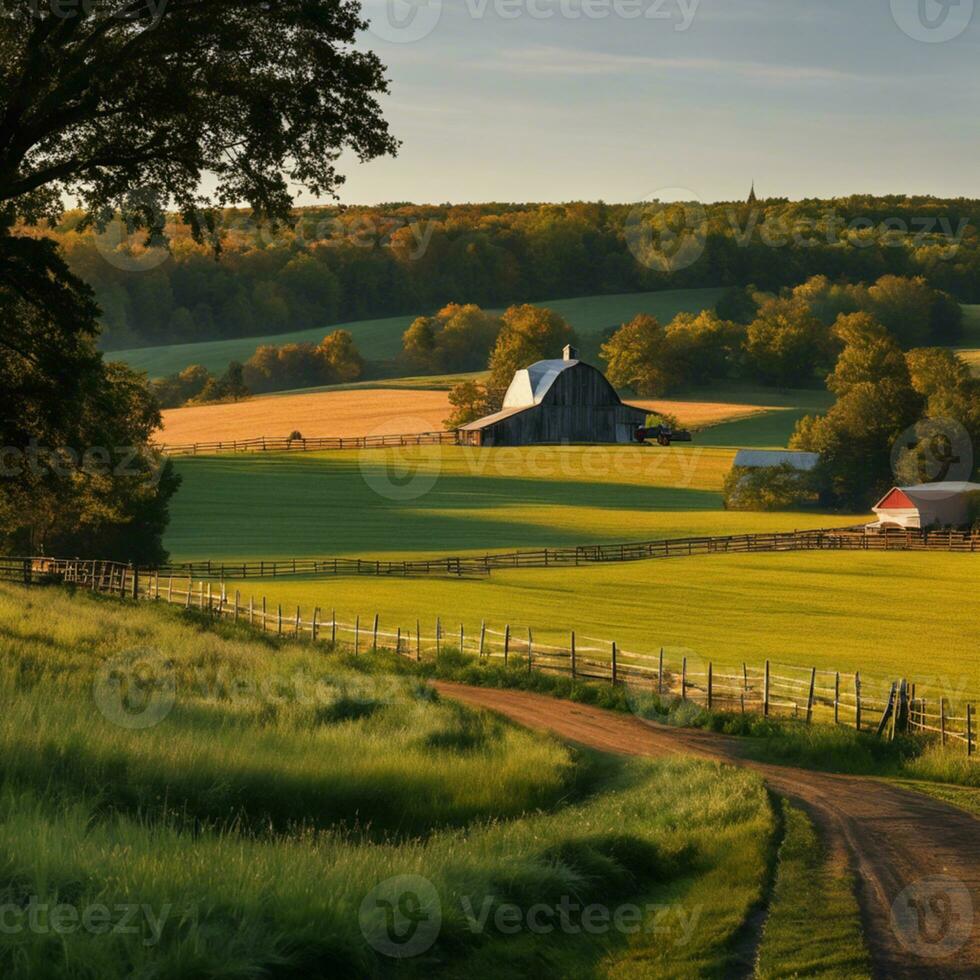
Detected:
left=158, top=431, right=459, bottom=457
left=2, top=556, right=975, bottom=757
left=149, top=527, right=980, bottom=580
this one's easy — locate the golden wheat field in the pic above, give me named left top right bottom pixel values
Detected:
left=158, top=389, right=453, bottom=444
left=157, top=387, right=779, bottom=445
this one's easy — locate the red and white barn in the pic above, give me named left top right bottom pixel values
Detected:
left=868, top=482, right=980, bottom=530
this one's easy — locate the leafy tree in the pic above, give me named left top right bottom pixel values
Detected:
left=722, top=464, right=817, bottom=512
left=402, top=304, right=501, bottom=373
left=1, top=0, right=395, bottom=558
left=445, top=381, right=492, bottom=429
left=151, top=363, right=213, bottom=408
left=600, top=314, right=674, bottom=396
left=906, top=347, right=980, bottom=452
left=715, top=285, right=759, bottom=324
left=220, top=362, right=250, bottom=403
left=316, top=330, right=364, bottom=384
left=665, top=310, right=745, bottom=385
left=826, top=313, right=910, bottom=397
left=744, top=297, right=831, bottom=387
left=486, top=305, right=575, bottom=406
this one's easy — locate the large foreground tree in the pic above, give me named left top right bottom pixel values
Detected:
left=0, top=0, right=396, bottom=559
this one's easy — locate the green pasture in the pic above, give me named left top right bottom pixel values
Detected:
left=166, top=445, right=845, bottom=560
left=109, top=287, right=725, bottom=378
left=217, top=551, right=979, bottom=698
left=0, top=582, right=814, bottom=978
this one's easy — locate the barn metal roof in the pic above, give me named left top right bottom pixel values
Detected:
left=457, top=405, right=531, bottom=431
left=502, top=358, right=579, bottom=409
left=733, top=450, right=820, bottom=471
left=873, top=482, right=980, bottom=511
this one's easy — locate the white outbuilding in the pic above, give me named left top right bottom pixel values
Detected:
left=868, top=482, right=980, bottom=530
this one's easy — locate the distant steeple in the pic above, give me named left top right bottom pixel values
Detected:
left=747, top=181, right=758, bottom=205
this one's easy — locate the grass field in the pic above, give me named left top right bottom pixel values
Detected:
left=214, top=552, right=979, bottom=699
left=110, top=287, right=726, bottom=378
left=3, top=582, right=829, bottom=979
left=166, top=445, right=845, bottom=559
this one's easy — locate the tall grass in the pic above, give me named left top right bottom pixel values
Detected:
left=0, top=583, right=783, bottom=978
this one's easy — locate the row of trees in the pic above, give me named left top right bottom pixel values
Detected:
left=24, top=195, right=980, bottom=351
left=600, top=275, right=962, bottom=394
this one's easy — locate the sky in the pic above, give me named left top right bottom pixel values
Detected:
left=308, top=0, right=980, bottom=205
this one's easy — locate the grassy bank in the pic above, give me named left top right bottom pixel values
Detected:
left=0, top=582, right=795, bottom=978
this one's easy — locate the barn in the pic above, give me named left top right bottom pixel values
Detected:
left=868, top=482, right=980, bottom=530
left=457, top=346, right=648, bottom=447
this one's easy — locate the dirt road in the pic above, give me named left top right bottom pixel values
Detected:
left=434, top=681, right=980, bottom=979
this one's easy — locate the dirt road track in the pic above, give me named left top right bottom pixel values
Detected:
left=434, top=682, right=980, bottom=980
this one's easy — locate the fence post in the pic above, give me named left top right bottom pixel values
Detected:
left=855, top=672, right=861, bottom=731
left=763, top=660, right=770, bottom=716
left=658, top=648, right=665, bottom=695
left=206, top=581, right=212, bottom=613
left=396, top=626, right=401, bottom=655
left=312, top=607, right=319, bottom=642
left=234, top=591, right=240, bottom=623
left=504, top=624, right=510, bottom=666
left=940, top=698, right=947, bottom=746
left=436, top=617, right=441, bottom=654
left=460, top=624, right=465, bottom=655
left=742, top=662, right=748, bottom=693
left=416, top=620, right=421, bottom=662
left=331, top=610, right=337, bottom=647
left=707, top=661, right=713, bottom=709
left=611, top=642, right=617, bottom=686
left=277, top=604, right=282, bottom=636
left=373, top=613, right=379, bottom=652
left=834, top=672, right=840, bottom=725
left=479, top=621, right=486, bottom=659
left=571, top=631, right=577, bottom=679
left=806, top=668, right=816, bottom=724
left=132, top=566, right=139, bottom=600
left=527, top=628, right=533, bottom=674
left=168, top=577, right=174, bottom=604
left=967, top=704, right=974, bottom=757
left=295, top=606, right=301, bottom=637
left=681, top=656, right=687, bottom=700
left=354, top=615, right=360, bottom=655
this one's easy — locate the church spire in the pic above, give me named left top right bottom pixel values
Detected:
left=747, top=180, right=758, bottom=205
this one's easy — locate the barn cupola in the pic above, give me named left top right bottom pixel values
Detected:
left=562, top=344, right=578, bottom=362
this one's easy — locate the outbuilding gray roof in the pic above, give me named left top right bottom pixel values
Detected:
left=502, top=358, right=580, bottom=409
left=733, top=450, right=820, bottom=471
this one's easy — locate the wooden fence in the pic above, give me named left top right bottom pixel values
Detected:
left=158, top=431, right=459, bottom=457
left=152, top=527, right=980, bottom=580
left=2, top=556, right=975, bottom=757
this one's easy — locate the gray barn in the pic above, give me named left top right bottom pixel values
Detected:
left=458, top=346, right=648, bottom=447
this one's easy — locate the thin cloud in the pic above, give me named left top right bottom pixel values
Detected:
left=480, top=46, right=879, bottom=83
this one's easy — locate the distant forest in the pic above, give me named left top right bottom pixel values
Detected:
left=21, top=196, right=980, bottom=351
